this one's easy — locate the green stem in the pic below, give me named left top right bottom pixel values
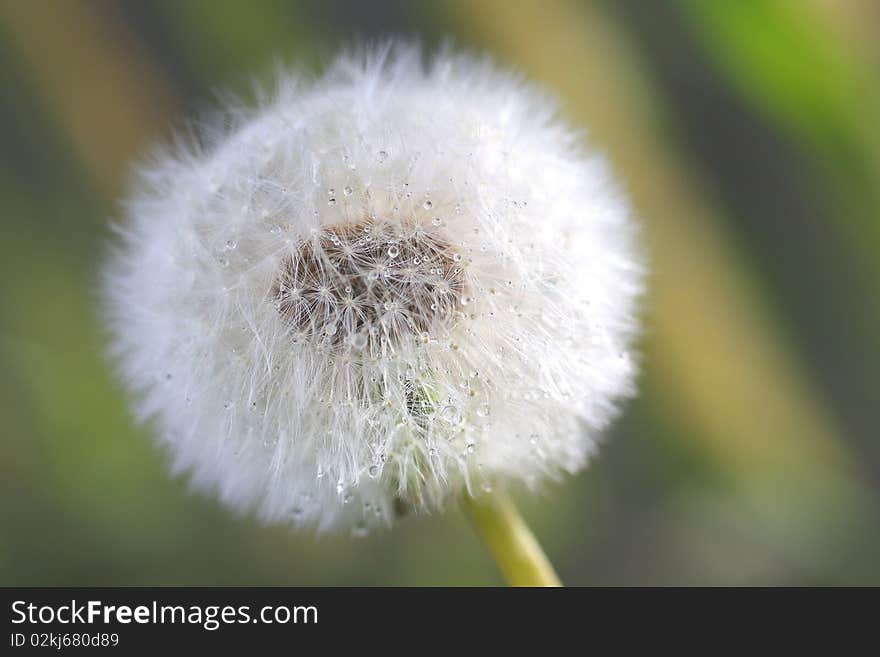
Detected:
left=462, top=489, right=562, bottom=587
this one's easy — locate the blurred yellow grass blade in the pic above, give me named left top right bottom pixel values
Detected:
left=446, top=0, right=860, bottom=490
left=0, top=0, right=177, bottom=199
left=814, top=0, right=880, bottom=63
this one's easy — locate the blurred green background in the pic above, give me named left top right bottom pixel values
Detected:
left=1, top=0, right=879, bottom=586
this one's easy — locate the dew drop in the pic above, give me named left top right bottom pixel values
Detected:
left=466, top=442, right=476, bottom=454
left=440, top=405, right=461, bottom=424
left=223, top=400, right=233, bottom=410
left=477, top=404, right=491, bottom=418
left=377, top=150, right=388, bottom=163
left=387, top=245, right=400, bottom=258
left=368, top=465, right=379, bottom=478
left=453, top=253, right=463, bottom=263
left=423, top=200, right=433, bottom=210
left=343, top=186, right=353, bottom=196
left=349, top=332, right=368, bottom=350
left=225, top=239, right=237, bottom=250
left=218, top=256, right=229, bottom=268
left=431, top=217, right=442, bottom=226
left=327, top=198, right=337, bottom=206
left=481, top=481, right=493, bottom=493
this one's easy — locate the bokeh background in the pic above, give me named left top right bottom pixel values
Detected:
left=1, top=0, right=879, bottom=586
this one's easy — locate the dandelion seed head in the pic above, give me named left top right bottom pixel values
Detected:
left=101, top=44, right=644, bottom=533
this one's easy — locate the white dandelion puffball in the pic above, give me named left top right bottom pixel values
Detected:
left=102, top=45, right=643, bottom=534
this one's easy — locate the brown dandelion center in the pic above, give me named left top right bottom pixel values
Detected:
left=273, top=220, right=466, bottom=349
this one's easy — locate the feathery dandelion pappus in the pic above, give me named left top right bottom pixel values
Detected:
left=102, top=44, right=644, bottom=535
